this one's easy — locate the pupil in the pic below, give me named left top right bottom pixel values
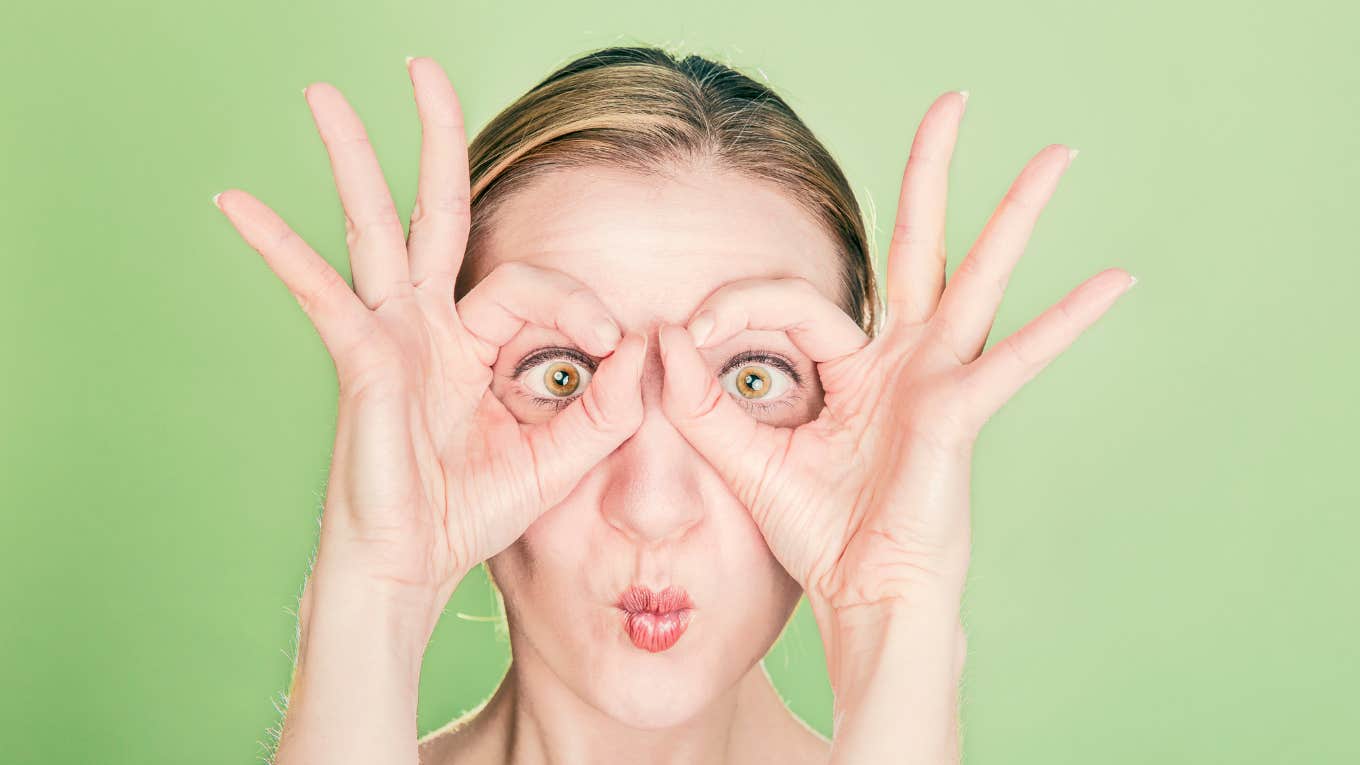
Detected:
left=737, top=366, right=770, bottom=399
left=545, top=362, right=579, bottom=396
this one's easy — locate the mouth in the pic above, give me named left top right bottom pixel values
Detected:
left=616, top=585, right=694, bottom=653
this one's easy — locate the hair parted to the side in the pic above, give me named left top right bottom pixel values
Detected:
left=459, top=45, right=883, bottom=337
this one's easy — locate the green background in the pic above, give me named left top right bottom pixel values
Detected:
left=2, top=0, right=1356, bottom=762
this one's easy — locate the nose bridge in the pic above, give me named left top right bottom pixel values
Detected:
left=598, top=350, right=705, bottom=546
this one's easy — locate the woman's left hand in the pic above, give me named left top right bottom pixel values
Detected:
left=656, top=90, right=1135, bottom=628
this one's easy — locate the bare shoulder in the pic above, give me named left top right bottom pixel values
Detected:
left=743, top=704, right=832, bottom=764
left=418, top=705, right=501, bottom=765
left=416, top=721, right=462, bottom=765
left=783, top=716, right=833, bottom=765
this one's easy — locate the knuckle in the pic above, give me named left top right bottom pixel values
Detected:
left=930, top=318, right=973, bottom=368
left=488, top=260, right=532, bottom=286
left=1000, top=336, right=1037, bottom=368
left=1053, top=298, right=1079, bottom=328
left=779, top=276, right=818, bottom=297
left=907, top=146, right=941, bottom=166
left=410, top=194, right=471, bottom=229
left=578, top=386, right=613, bottom=433
left=955, top=256, right=1005, bottom=300
left=269, top=225, right=298, bottom=250
left=891, top=218, right=921, bottom=242
left=344, top=210, right=403, bottom=250
left=325, top=133, right=373, bottom=152
left=953, top=254, right=983, bottom=282
left=563, top=284, right=597, bottom=309
left=293, top=263, right=345, bottom=315
left=430, top=192, right=471, bottom=216
left=356, top=208, right=404, bottom=231
left=1002, top=186, right=1038, bottom=215
left=561, top=287, right=607, bottom=331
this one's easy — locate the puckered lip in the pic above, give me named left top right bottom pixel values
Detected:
left=616, top=585, right=695, bottom=653
left=616, top=584, right=694, bottom=614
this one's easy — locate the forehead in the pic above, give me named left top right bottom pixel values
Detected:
left=469, top=163, right=845, bottom=328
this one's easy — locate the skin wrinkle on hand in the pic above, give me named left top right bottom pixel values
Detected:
left=220, top=54, right=1129, bottom=765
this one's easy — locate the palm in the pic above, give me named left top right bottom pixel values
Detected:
left=726, top=328, right=965, bottom=600
left=658, top=91, right=1134, bottom=608
left=216, top=59, right=645, bottom=596
left=309, top=293, right=526, bottom=589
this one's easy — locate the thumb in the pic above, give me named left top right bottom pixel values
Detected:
left=656, top=324, right=789, bottom=507
left=524, top=331, right=647, bottom=506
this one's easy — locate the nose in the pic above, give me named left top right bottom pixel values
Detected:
left=598, top=353, right=706, bottom=546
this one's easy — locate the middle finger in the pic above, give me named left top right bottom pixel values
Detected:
left=883, top=90, right=968, bottom=330
left=305, top=82, right=411, bottom=310
left=405, top=57, right=472, bottom=289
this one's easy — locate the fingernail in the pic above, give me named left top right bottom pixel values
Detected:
left=1066, top=147, right=1081, bottom=167
left=211, top=192, right=223, bottom=209
left=688, top=311, right=715, bottom=347
left=958, top=89, right=970, bottom=107
left=594, top=317, right=621, bottom=352
left=405, top=55, right=416, bottom=67
left=1125, top=274, right=1139, bottom=292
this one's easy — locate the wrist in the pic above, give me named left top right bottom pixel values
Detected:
left=299, top=567, right=438, bottom=670
left=275, top=570, right=440, bottom=765
left=814, top=595, right=966, bottom=765
left=815, top=590, right=964, bottom=693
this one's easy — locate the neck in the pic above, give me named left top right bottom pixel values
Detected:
left=444, top=645, right=822, bottom=765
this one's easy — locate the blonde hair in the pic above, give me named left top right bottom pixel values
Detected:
left=459, top=45, right=883, bottom=337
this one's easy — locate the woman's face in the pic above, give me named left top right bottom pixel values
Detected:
left=467, top=162, right=847, bottom=729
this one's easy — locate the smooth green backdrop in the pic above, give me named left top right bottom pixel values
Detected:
left=2, top=0, right=1356, bottom=762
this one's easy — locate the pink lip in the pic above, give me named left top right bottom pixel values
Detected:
left=616, top=585, right=694, bottom=653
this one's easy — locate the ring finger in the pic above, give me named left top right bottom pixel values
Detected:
left=931, top=143, right=1076, bottom=363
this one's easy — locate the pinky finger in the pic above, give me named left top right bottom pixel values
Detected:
left=215, top=189, right=373, bottom=363
left=964, top=268, right=1135, bottom=419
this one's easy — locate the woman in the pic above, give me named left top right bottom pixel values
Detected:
left=214, top=46, right=1133, bottom=764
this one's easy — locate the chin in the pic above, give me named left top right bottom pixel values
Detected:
left=587, top=662, right=717, bottom=730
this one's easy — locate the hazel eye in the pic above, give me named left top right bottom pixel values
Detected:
left=543, top=361, right=583, bottom=396
left=719, top=361, right=792, bottom=404
left=520, top=355, right=594, bottom=404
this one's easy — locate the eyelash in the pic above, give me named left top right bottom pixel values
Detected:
left=509, top=346, right=805, bottom=413
left=510, top=347, right=598, bottom=412
left=716, top=349, right=804, bottom=415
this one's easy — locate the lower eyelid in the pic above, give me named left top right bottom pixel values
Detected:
left=740, top=392, right=801, bottom=412
left=508, top=384, right=577, bottom=411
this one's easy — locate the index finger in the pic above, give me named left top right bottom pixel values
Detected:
left=455, top=262, right=624, bottom=359
left=684, top=277, right=870, bottom=363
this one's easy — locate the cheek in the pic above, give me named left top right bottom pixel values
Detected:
left=706, top=499, right=805, bottom=654
left=490, top=500, right=599, bottom=613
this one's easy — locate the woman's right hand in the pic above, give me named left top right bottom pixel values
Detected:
left=215, top=58, right=647, bottom=627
